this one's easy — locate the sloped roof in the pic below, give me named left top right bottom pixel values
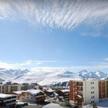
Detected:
left=27, top=89, right=43, bottom=95
left=13, top=90, right=25, bottom=95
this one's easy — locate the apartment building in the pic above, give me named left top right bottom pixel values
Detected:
left=0, top=82, right=34, bottom=94
left=0, top=93, right=16, bottom=108
left=69, top=79, right=99, bottom=106
left=0, top=83, right=22, bottom=94
left=99, top=79, right=108, bottom=99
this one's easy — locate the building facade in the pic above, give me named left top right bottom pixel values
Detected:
left=0, top=93, right=16, bottom=108
left=0, top=82, right=35, bottom=94
left=99, top=79, right=108, bottom=99
left=0, top=83, right=22, bottom=94
left=69, top=79, right=99, bottom=106
left=14, top=89, right=46, bottom=103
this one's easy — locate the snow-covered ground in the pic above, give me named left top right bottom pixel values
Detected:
left=43, top=103, right=63, bottom=108
left=97, top=100, right=108, bottom=108
left=83, top=100, right=108, bottom=108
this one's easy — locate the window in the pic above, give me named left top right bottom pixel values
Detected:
left=91, top=82, right=94, bottom=84
left=91, top=91, right=94, bottom=94
left=91, top=87, right=94, bottom=89
left=91, top=96, right=95, bottom=99
left=77, top=82, right=83, bottom=86
left=91, top=101, right=94, bottom=103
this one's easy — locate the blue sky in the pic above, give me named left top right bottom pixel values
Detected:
left=0, top=20, right=108, bottom=68
left=0, top=0, right=108, bottom=71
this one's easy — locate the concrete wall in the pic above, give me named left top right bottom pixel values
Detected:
left=83, top=79, right=99, bottom=104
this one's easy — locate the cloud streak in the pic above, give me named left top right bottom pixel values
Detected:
left=0, top=60, right=56, bottom=69
left=0, top=59, right=108, bottom=73
left=0, top=0, right=108, bottom=29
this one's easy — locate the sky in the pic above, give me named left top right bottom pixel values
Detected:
left=0, top=0, right=108, bottom=72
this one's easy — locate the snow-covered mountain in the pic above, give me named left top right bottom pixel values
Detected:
left=39, top=70, right=108, bottom=85
left=79, top=70, right=107, bottom=79
left=0, top=68, right=29, bottom=82
left=0, top=68, right=107, bottom=85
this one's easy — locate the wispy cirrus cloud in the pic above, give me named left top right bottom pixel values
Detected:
left=0, top=0, right=108, bottom=29
left=104, top=58, right=108, bottom=61
left=0, top=60, right=56, bottom=69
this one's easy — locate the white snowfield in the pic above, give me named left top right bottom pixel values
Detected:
left=83, top=99, right=108, bottom=108
left=42, top=103, right=63, bottom=108
left=97, top=99, right=108, bottom=108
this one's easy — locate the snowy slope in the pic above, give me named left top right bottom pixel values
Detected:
left=39, top=70, right=108, bottom=85
left=79, top=70, right=107, bottom=79
left=0, top=68, right=107, bottom=85
left=0, top=68, right=29, bottom=81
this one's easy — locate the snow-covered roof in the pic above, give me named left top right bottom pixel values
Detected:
left=13, top=89, right=44, bottom=95
left=42, top=103, right=63, bottom=108
left=27, top=89, right=43, bottom=95
left=0, top=93, right=15, bottom=98
left=45, top=88, right=54, bottom=92
left=13, top=90, right=25, bottom=94
left=61, top=89, right=69, bottom=93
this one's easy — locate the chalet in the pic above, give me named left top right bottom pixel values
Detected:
left=44, top=88, right=55, bottom=97
left=61, top=89, right=69, bottom=100
left=56, top=89, right=69, bottom=98
left=27, top=89, right=46, bottom=103
left=13, top=90, right=29, bottom=102
left=13, top=89, right=46, bottom=103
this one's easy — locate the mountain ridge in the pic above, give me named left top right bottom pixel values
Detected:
left=0, top=68, right=107, bottom=85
